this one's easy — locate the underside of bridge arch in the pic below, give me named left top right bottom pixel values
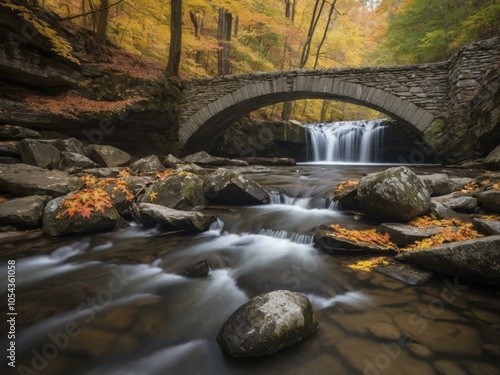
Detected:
left=180, top=80, right=436, bottom=153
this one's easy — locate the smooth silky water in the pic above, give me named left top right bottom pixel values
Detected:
left=1, top=165, right=499, bottom=375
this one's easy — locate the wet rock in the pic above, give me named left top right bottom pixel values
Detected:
left=0, top=143, right=21, bottom=158
left=449, top=177, right=472, bottom=192
left=138, top=171, right=205, bottom=210
left=179, top=260, right=211, bottom=277
left=183, top=151, right=231, bottom=165
left=441, top=196, right=477, bottom=211
left=407, top=343, right=433, bottom=358
left=175, top=163, right=207, bottom=175
left=101, top=180, right=133, bottom=214
left=38, top=138, right=89, bottom=156
left=238, top=156, right=296, bottom=166
left=419, top=173, right=453, bottom=196
left=88, top=145, right=131, bottom=167
left=18, top=139, right=61, bottom=169
left=228, top=159, right=250, bottom=166
left=161, top=154, right=183, bottom=168
left=129, top=155, right=164, bottom=174
left=476, top=191, right=500, bottom=212
left=395, top=236, right=500, bottom=285
left=60, top=151, right=98, bottom=170
left=314, top=225, right=397, bottom=254
left=0, top=125, right=41, bottom=140
left=0, top=195, right=50, bottom=227
left=483, top=144, right=500, bottom=169
left=433, top=360, right=468, bottom=375
left=334, top=184, right=359, bottom=209
left=378, top=223, right=440, bottom=247
left=336, top=337, right=435, bottom=375
left=472, top=218, right=500, bottom=235
left=82, top=167, right=123, bottom=178
left=365, top=321, right=401, bottom=340
left=430, top=200, right=462, bottom=220
left=357, top=167, right=431, bottom=221
left=394, top=312, right=482, bottom=356
left=374, top=262, right=434, bottom=285
left=217, top=290, right=318, bottom=357
left=138, top=203, right=215, bottom=232
left=0, top=164, right=84, bottom=197
left=42, top=194, right=120, bottom=236
left=204, top=168, right=269, bottom=205
left=462, top=360, right=499, bottom=375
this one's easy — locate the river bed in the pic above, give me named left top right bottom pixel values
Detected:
left=1, top=164, right=499, bottom=375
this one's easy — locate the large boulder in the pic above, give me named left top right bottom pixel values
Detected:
left=42, top=193, right=120, bottom=236
left=0, top=195, right=50, bottom=227
left=441, top=196, right=477, bottom=211
left=161, top=154, right=183, bottom=168
left=129, top=155, right=164, bottom=174
left=357, top=167, right=431, bottom=221
left=473, top=218, right=500, bottom=235
left=483, top=145, right=500, bottom=170
left=138, top=171, right=205, bottom=210
left=88, top=145, right=131, bottom=167
left=395, top=236, right=500, bottom=285
left=18, top=139, right=61, bottom=169
left=204, top=168, right=269, bottom=205
left=0, top=164, right=84, bottom=197
left=138, top=203, right=215, bottom=232
left=217, top=290, right=319, bottom=357
left=60, top=151, right=98, bottom=170
left=476, top=191, right=500, bottom=212
left=38, top=138, right=89, bottom=156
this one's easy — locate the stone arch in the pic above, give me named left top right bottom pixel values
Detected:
left=180, top=77, right=435, bottom=152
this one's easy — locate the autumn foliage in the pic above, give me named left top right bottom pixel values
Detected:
left=348, top=256, right=390, bottom=272
left=334, top=180, right=359, bottom=195
left=56, top=188, right=113, bottom=219
left=328, top=224, right=398, bottom=251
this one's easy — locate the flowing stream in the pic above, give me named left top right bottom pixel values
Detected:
left=304, top=120, right=387, bottom=163
left=1, top=165, right=499, bottom=375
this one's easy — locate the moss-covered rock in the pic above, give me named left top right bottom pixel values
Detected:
left=357, top=167, right=431, bottom=221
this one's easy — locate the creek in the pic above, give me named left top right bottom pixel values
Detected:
left=1, top=163, right=499, bottom=375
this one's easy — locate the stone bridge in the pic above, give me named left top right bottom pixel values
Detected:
left=178, top=37, right=500, bottom=152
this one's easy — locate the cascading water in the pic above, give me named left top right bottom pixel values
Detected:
left=304, top=119, right=387, bottom=163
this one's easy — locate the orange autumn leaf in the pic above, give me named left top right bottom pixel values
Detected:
left=56, top=188, right=113, bottom=220
left=328, top=224, right=398, bottom=250
left=334, top=180, right=359, bottom=195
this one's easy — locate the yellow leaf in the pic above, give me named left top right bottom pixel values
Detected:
left=149, top=192, right=158, bottom=202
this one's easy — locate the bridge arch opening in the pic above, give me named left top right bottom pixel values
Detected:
left=180, top=78, right=437, bottom=157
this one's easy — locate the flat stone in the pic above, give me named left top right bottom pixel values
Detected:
left=175, top=163, right=207, bottom=175
left=430, top=201, right=462, bottom=219
left=179, top=260, right=211, bottom=277
left=473, top=218, right=500, bottom=235
left=336, top=337, right=435, bottom=375
left=394, top=313, right=482, bottom=356
left=238, top=156, right=296, bottom=166
left=161, top=154, right=183, bottom=168
left=378, top=223, right=440, bottom=247
left=433, top=360, right=468, bottom=375
left=441, top=196, right=477, bottom=211
left=0, top=195, right=50, bottom=227
left=365, top=321, right=401, bottom=340
left=449, top=177, right=472, bottom=192
left=183, top=151, right=231, bottom=165
left=0, top=125, right=41, bottom=140
left=0, top=157, right=21, bottom=164
left=463, top=360, right=499, bottom=375
left=138, top=203, right=215, bottom=232
left=0, top=164, right=84, bottom=197
left=82, top=167, right=123, bottom=177
left=395, top=236, right=500, bottom=285
left=407, top=343, right=433, bottom=358
left=374, top=262, right=434, bottom=285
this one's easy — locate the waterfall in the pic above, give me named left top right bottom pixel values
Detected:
left=304, top=119, right=387, bottom=163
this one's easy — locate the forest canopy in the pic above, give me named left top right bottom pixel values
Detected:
left=11, top=0, right=500, bottom=121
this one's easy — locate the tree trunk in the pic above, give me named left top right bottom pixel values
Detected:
left=281, top=101, right=293, bottom=120
left=313, top=0, right=337, bottom=69
left=234, top=15, right=239, bottom=37
left=291, top=0, right=296, bottom=23
left=97, top=0, right=109, bottom=44
left=284, top=0, right=291, bottom=18
left=217, top=8, right=232, bottom=76
left=299, top=0, right=326, bottom=69
left=166, top=0, right=182, bottom=77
